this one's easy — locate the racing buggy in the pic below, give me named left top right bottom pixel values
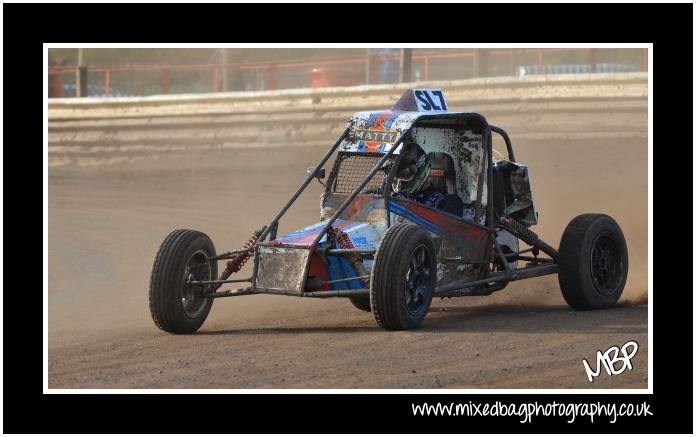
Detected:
left=149, top=88, right=629, bottom=333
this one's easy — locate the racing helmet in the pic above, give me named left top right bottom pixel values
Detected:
left=393, top=142, right=431, bottom=195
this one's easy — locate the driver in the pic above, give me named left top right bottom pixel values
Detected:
left=391, top=141, right=463, bottom=216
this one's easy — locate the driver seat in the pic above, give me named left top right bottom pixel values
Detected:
left=426, top=152, right=457, bottom=196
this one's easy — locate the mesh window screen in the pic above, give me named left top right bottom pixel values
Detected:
left=329, top=153, right=391, bottom=195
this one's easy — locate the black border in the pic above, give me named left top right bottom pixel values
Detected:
left=4, top=2, right=692, bottom=434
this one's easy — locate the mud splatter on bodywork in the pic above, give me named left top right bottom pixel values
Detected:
left=340, top=111, right=420, bottom=153
left=410, top=126, right=485, bottom=222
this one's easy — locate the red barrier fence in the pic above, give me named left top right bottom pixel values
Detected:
left=48, top=48, right=648, bottom=98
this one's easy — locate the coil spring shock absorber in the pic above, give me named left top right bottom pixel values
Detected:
left=500, top=217, right=559, bottom=261
left=213, top=227, right=265, bottom=290
left=328, top=227, right=370, bottom=285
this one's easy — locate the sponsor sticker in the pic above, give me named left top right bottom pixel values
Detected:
left=351, top=128, right=399, bottom=144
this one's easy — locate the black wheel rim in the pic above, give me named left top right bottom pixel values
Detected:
left=404, top=244, right=433, bottom=316
left=182, top=250, right=211, bottom=318
left=590, top=233, right=623, bottom=295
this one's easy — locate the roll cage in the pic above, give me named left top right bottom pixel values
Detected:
left=258, top=112, right=508, bottom=247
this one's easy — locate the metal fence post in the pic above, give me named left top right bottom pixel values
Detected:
left=642, top=48, right=648, bottom=72
left=76, top=66, right=88, bottom=97
left=161, top=68, right=171, bottom=94
left=267, top=64, right=277, bottom=90
left=213, top=68, right=220, bottom=92
left=399, top=48, right=412, bottom=82
left=221, top=48, right=229, bottom=92
left=365, top=48, right=371, bottom=85
left=52, top=71, right=62, bottom=98
left=423, top=56, right=430, bottom=81
left=589, top=48, right=598, bottom=73
left=473, top=49, right=489, bottom=78
left=104, top=68, right=112, bottom=97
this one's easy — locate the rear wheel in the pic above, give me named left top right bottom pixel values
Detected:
left=558, top=214, right=628, bottom=310
left=149, top=229, right=217, bottom=333
left=370, top=223, right=436, bottom=330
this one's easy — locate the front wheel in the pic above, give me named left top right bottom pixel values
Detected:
left=558, top=214, right=628, bottom=310
left=149, top=229, right=217, bottom=333
left=370, top=223, right=436, bottom=330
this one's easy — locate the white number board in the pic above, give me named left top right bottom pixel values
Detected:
left=413, top=89, right=448, bottom=112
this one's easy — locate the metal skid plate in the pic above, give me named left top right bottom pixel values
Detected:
left=253, top=244, right=312, bottom=295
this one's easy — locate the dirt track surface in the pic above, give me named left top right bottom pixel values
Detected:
left=48, top=138, right=648, bottom=389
